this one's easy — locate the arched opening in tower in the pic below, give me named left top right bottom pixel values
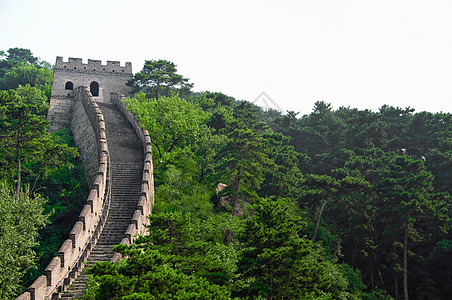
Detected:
left=65, top=81, right=74, bottom=90
left=90, top=81, right=99, bottom=97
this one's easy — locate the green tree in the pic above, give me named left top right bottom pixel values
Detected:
left=235, top=198, right=352, bottom=299
left=0, top=62, right=53, bottom=91
left=125, top=93, right=208, bottom=158
left=0, top=88, right=77, bottom=199
left=127, top=59, right=193, bottom=99
left=192, top=125, right=226, bottom=183
left=215, top=101, right=273, bottom=217
left=375, top=154, right=445, bottom=300
left=85, top=212, right=235, bottom=299
left=0, top=182, right=48, bottom=299
left=0, top=48, right=52, bottom=91
left=0, top=48, right=37, bottom=77
left=258, top=132, right=306, bottom=199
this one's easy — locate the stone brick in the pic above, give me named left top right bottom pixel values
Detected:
left=16, top=292, right=31, bottom=300
left=45, top=257, right=64, bottom=288
left=79, top=204, right=93, bottom=232
left=28, top=276, right=48, bottom=300
left=58, top=240, right=74, bottom=269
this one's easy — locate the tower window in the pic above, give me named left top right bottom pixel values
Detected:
left=90, top=81, right=99, bottom=97
left=65, top=81, right=73, bottom=90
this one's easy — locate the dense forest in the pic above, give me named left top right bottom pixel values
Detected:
left=1, top=49, right=452, bottom=299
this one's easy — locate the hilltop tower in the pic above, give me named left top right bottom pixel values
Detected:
left=47, top=56, right=133, bottom=131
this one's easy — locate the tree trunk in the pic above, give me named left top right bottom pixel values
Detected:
left=15, top=147, right=21, bottom=202
left=156, top=78, right=160, bottom=100
left=14, top=114, right=22, bottom=203
left=403, top=222, right=409, bottom=300
left=395, top=275, right=398, bottom=300
left=311, top=197, right=330, bottom=242
left=231, top=166, right=242, bottom=217
left=227, top=166, right=242, bottom=242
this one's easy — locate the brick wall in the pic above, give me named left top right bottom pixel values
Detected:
left=16, top=61, right=155, bottom=300
left=47, top=56, right=132, bottom=132
left=110, top=93, right=154, bottom=260
left=17, top=87, right=111, bottom=300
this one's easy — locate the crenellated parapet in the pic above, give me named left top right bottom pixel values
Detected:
left=110, top=93, right=154, bottom=262
left=48, top=56, right=133, bottom=132
left=17, top=87, right=113, bottom=300
left=17, top=88, right=155, bottom=300
left=54, top=57, right=132, bottom=75
left=18, top=56, right=155, bottom=300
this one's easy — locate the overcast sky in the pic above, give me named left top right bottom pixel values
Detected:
left=1, top=0, right=451, bottom=116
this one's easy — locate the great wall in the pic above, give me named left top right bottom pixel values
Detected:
left=16, top=57, right=154, bottom=300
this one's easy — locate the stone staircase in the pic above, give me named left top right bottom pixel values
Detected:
left=60, top=102, right=144, bottom=299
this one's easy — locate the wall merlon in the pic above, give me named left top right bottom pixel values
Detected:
left=100, top=153, right=108, bottom=165
left=98, top=163, right=107, bottom=177
left=87, top=189, right=99, bottom=213
left=68, top=57, right=81, bottom=63
left=107, top=60, right=120, bottom=66
left=88, top=59, right=102, bottom=65
left=45, top=257, right=63, bottom=287
left=58, top=240, right=73, bottom=268
left=93, top=174, right=104, bottom=199
left=145, top=145, right=152, bottom=155
left=144, top=161, right=152, bottom=172
left=69, top=222, right=84, bottom=249
left=100, top=130, right=106, bottom=140
left=137, top=196, right=146, bottom=215
left=79, top=205, right=93, bottom=231
left=145, top=152, right=152, bottom=163
left=142, top=171, right=151, bottom=185
left=145, top=135, right=151, bottom=145
left=125, top=224, right=136, bottom=244
left=132, top=210, right=141, bottom=228
left=55, top=57, right=132, bottom=74
left=100, top=140, right=108, bottom=154
left=16, top=292, right=30, bottom=300
left=29, top=276, right=48, bottom=300
left=141, top=182, right=149, bottom=198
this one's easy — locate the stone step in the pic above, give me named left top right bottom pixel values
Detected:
left=61, top=102, right=144, bottom=299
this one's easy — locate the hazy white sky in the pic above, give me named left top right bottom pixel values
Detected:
left=1, top=0, right=451, bottom=116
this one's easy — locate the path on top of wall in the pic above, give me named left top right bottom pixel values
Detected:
left=61, top=102, right=144, bottom=299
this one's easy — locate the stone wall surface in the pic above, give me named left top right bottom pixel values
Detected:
left=71, top=87, right=99, bottom=183
left=110, top=92, right=154, bottom=262
left=47, top=56, right=132, bottom=132
left=16, top=87, right=111, bottom=300
left=47, top=97, right=73, bottom=132
left=16, top=58, right=155, bottom=300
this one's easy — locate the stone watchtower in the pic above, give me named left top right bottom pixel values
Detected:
left=47, top=57, right=133, bottom=131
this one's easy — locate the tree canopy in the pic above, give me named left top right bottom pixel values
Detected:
left=126, top=59, right=193, bottom=99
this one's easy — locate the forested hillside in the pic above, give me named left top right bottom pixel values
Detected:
left=2, top=50, right=452, bottom=299
left=0, top=48, right=86, bottom=299
left=85, top=60, right=452, bottom=299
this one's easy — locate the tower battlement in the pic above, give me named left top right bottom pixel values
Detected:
left=48, top=56, right=133, bottom=131
left=55, top=56, right=133, bottom=74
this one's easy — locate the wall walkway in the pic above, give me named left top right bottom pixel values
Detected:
left=16, top=89, right=154, bottom=300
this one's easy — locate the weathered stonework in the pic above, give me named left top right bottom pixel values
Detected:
left=17, top=57, right=155, bottom=300
left=47, top=56, right=132, bottom=132
left=71, top=88, right=99, bottom=183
